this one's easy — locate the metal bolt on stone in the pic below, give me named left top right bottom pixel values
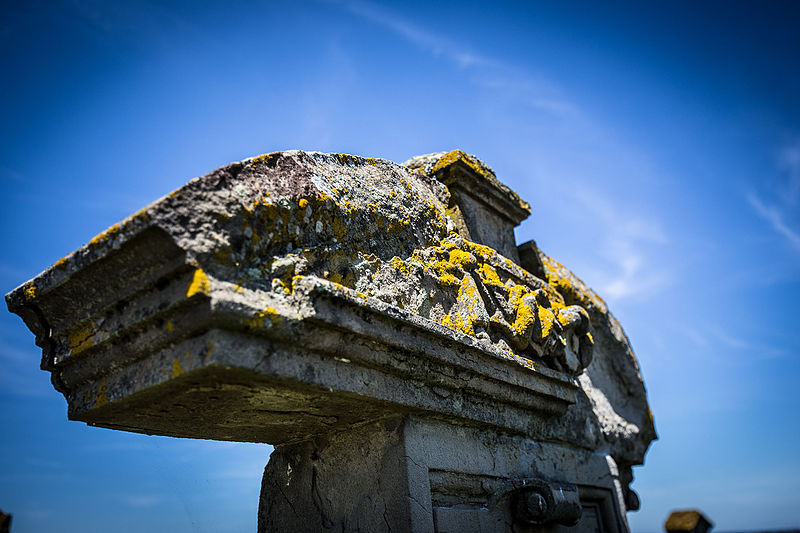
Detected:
left=510, top=479, right=582, bottom=527
left=6, top=150, right=657, bottom=532
left=514, top=490, right=548, bottom=523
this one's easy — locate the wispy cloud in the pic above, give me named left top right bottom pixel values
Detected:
left=62, top=0, right=201, bottom=45
left=331, top=0, right=577, bottom=117
left=679, top=321, right=788, bottom=362
left=601, top=238, right=670, bottom=302
left=571, top=188, right=670, bottom=301
left=683, top=326, right=710, bottom=348
left=777, top=139, right=800, bottom=204
left=707, top=324, right=753, bottom=351
left=747, top=193, right=800, bottom=250
left=747, top=138, right=800, bottom=252
left=123, top=494, right=164, bottom=508
left=0, top=164, right=25, bottom=182
left=334, top=0, right=494, bottom=68
left=19, top=507, right=52, bottom=522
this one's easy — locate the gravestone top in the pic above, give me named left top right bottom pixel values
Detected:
left=7, top=150, right=656, bottom=531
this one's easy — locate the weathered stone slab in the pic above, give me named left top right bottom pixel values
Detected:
left=7, top=149, right=656, bottom=532
left=7, top=151, right=589, bottom=438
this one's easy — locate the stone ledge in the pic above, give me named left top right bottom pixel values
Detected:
left=55, top=271, right=579, bottom=443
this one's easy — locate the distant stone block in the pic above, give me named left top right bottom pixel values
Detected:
left=665, top=509, right=714, bottom=533
left=0, top=509, right=11, bottom=533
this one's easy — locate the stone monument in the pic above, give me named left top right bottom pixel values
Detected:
left=6, top=150, right=656, bottom=532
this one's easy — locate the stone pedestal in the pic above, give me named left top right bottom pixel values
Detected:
left=7, top=150, right=655, bottom=532
left=261, top=416, right=628, bottom=532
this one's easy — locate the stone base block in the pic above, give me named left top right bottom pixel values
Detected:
left=259, top=416, right=629, bottom=533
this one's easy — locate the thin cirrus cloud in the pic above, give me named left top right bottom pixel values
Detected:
left=679, top=319, right=787, bottom=362
left=747, top=193, right=800, bottom=252
left=570, top=187, right=670, bottom=302
left=123, top=494, right=164, bottom=508
left=777, top=139, right=800, bottom=203
left=746, top=138, right=800, bottom=252
left=332, top=0, right=494, bottom=68
left=332, top=0, right=577, bottom=117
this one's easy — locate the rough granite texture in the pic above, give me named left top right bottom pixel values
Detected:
left=6, top=149, right=656, bottom=532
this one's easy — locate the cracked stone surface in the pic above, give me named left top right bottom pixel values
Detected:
left=6, top=149, right=655, bottom=532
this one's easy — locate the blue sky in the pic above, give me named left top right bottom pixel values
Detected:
left=1, top=1, right=799, bottom=531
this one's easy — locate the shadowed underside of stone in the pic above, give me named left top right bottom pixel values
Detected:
left=6, top=149, right=656, bottom=531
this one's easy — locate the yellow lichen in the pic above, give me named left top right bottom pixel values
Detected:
left=323, top=271, right=344, bottom=285
left=336, top=153, right=359, bottom=166
left=95, top=379, right=108, bottom=407
left=88, top=223, right=121, bottom=247
left=511, top=296, right=536, bottom=339
left=429, top=151, right=530, bottom=212
left=457, top=273, right=478, bottom=301
left=171, top=358, right=184, bottom=378
left=537, top=304, right=556, bottom=339
left=440, top=313, right=455, bottom=330
left=390, top=256, right=410, bottom=276
left=186, top=269, right=211, bottom=298
left=476, top=263, right=503, bottom=287
left=430, top=150, right=494, bottom=181
left=463, top=241, right=497, bottom=260
left=68, top=323, right=95, bottom=353
left=246, top=307, right=280, bottom=329
left=431, top=260, right=462, bottom=287
left=448, top=249, right=476, bottom=270
left=128, top=206, right=150, bottom=224
left=540, top=254, right=607, bottom=313
left=440, top=312, right=475, bottom=336
left=23, top=282, right=37, bottom=301
left=251, top=153, right=277, bottom=166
